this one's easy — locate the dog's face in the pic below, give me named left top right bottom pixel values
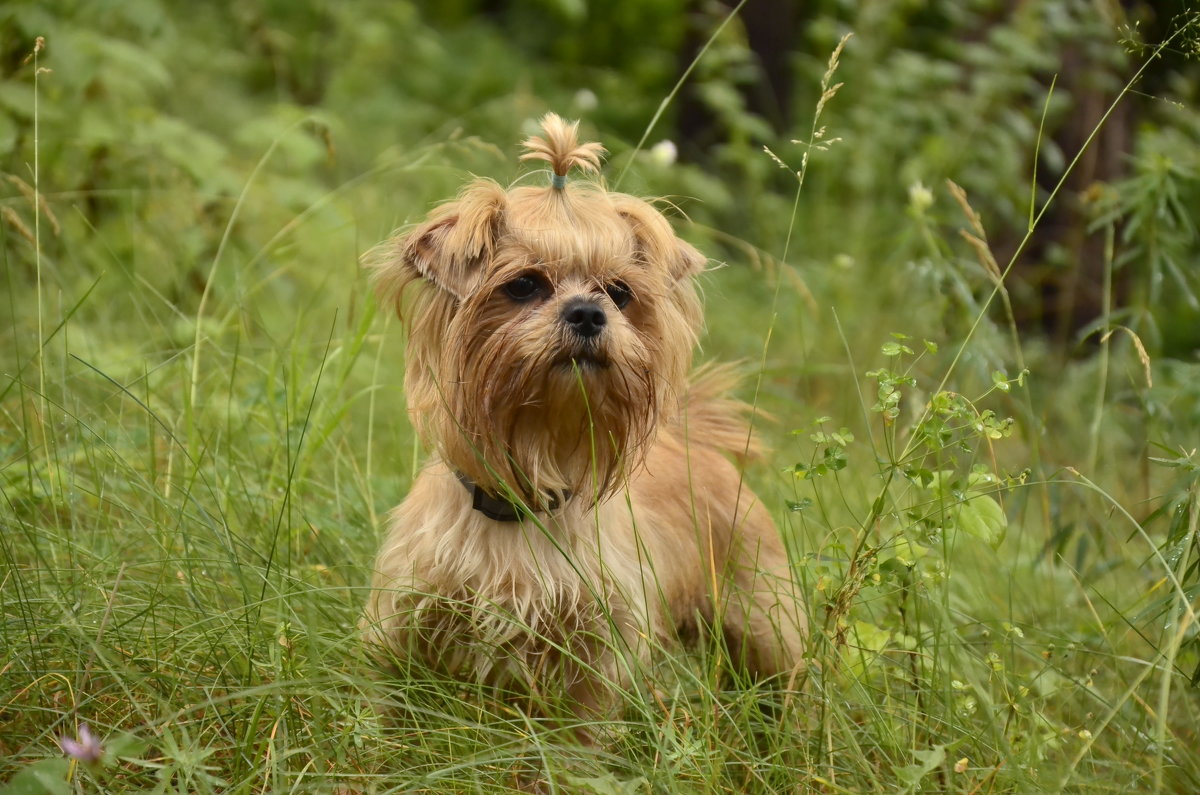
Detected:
left=376, top=138, right=705, bottom=503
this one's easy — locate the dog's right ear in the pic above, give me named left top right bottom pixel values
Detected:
left=375, top=180, right=507, bottom=307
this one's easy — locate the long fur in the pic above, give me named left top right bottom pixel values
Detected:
left=362, top=114, right=806, bottom=730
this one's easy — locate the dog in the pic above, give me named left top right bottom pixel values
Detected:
left=362, top=114, right=806, bottom=734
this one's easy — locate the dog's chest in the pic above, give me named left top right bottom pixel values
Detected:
left=414, top=521, right=619, bottom=676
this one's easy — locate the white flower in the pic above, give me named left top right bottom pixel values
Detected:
left=908, top=180, right=934, bottom=211
left=573, top=89, right=598, bottom=111
left=649, top=139, right=677, bottom=167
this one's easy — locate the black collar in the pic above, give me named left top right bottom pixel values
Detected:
left=455, top=472, right=570, bottom=522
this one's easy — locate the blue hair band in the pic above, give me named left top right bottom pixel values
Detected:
left=550, top=172, right=568, bottom=190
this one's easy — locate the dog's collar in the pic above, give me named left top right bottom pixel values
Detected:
left=455, top=472, right=570, bottom=522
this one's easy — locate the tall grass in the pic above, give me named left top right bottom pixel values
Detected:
left=4, top=6, right=1200, bottom=794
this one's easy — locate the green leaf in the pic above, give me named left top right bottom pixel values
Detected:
left=0, top=759, right=71, bottom=795
left=564, top=772, right=650, bottom=794
left=957, top=495, right=1007, bottom=547
left=893, top=744, right=947, bottom=789
left=105, top=732, right=148, bottom=762
left=924, top=470, right=957, bottom=496
left=852, top=619, right=891, bottom=652
left=966, top=468, right=997, bottom=489
left=885, top=536, right=928, bottom=566
left=824, top=446, right=848, bottom=471
left=871, top=494, right=887, bottom=517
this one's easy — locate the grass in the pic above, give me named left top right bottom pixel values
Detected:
left=4, top=7, right=1200, bottom=794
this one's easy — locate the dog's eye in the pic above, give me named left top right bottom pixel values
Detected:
left=503, top=274, right=547, bottom=302
left=605, top=281, right=633, bottom=310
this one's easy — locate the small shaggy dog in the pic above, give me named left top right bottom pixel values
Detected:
left=362, top=114, right=805, bottom=732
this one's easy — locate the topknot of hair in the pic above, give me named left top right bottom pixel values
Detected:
left=519, top=113, right=606, bottom=178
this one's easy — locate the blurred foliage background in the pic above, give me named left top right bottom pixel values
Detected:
left=5, top=0, right=1199, bottom=505
left=3, top=0, right=1200, bottom=410
left=3, top=0, right=1199, bottom=352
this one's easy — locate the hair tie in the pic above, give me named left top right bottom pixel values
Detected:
left=550, top=172, right=568, bottom=190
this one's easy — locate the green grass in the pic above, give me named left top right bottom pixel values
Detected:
left=4, top=5, right=1200, bottom=793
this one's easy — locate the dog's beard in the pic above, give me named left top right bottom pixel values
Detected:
left=431, top=307, right=663, bottom=504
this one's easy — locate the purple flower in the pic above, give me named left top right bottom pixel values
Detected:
left=59, top=723, right=103, bottom=764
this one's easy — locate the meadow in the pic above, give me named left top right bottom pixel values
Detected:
left=2, top=2, right=1199, bottom=792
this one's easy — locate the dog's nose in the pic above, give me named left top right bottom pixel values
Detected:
left=562, top=298, right=607, bottom=338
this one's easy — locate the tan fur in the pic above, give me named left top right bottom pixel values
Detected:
left=363, top=114, right=806, bottom=731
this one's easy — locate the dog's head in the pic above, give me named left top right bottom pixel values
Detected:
left=374, top=114, right=705, bottom=503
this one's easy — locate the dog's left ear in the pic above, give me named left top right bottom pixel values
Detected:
left=672, top=238, right=707, bottom=282
left=615, top=200, right=707, bottom=283
left=377, top=180, right=507, bottom=305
